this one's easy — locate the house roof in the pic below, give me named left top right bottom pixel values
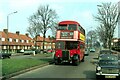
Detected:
left=19, top=34, right=32, bottom=40
left=0, top=31, right=34, bottom=46
left=0, top=29, right=55, bottom=46
left=34, top=35, right=55, bottom=43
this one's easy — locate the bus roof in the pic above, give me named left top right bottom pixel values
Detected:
left=58, top=20, right=80, bottom=26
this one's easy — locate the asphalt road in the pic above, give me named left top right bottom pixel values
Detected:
left=12, top=51, right=98, bottom=79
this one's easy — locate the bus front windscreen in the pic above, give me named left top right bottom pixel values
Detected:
left=55, top=41, right=65, bottom=49
left=55, top=41, right=78, bottom=50
left=66, top=41, right=78, bottom=50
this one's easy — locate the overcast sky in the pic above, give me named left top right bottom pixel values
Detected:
left=0, top=0, right=119, bottom=37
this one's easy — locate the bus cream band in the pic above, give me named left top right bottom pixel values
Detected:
left=80, top=33, right=85, bottom=41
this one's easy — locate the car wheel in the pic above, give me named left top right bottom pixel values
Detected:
left=3, top=57, right=5, bottom=59
left=96, top=75, right=101, bottom=80
left=8, top=56, right=10, bottom=59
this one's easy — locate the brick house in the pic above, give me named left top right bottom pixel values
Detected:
left=33, top=35, right=55, bottom=50
left=0, top=29, right=55, bottom=53
left=0, top=29, right=34, bottom=53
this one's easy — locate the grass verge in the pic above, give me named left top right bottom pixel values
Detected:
left=2, top=57, right=52, bottom=76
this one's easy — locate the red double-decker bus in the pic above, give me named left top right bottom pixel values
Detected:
left=54, top=20, right=85, bottom=66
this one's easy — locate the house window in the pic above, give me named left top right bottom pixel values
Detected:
left=41, top=46, right=43, bottom=49
left=13, top=46, right=16, bottom=49
left=2, top=38, right=5, bottom=41
left=28, top=46, right=30, bottom=49
left=44, top=46, right=46, bottom=49
left=3, top=46, right=7, bottom=49
left=16, top=39, right=18, bottom=42
left=14, top=39, right=16, bottom=42
left=10, top=46, right=12, bottom=49
left=7, top=38, right=9, bottom=41
left=9, top=38, right=12, bottom=42
left=24, top=40, right=26, bottom=43
left=18, top=46, right=20, bottom=49
left=22, top=40, right=24, bottom=43
left=20, top=40, right=22, bottom=42
left=26, top=40, right=29, bottom=43
left=25, top=46, right=27, bottom=49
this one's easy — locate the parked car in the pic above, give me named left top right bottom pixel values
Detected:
left=23, top=50, right=34, bottom=55
left=34, top=49, right=41, bottom=54
left=96, top=54, right=119, bottom=79
left=0, top=53, right=11, bottom=59
left=40, top=49, right=47, bottom=53
left=16, top=49, right=24, bottom=53
left=98, top=49, right=116, bottom=59
left=89, top=48, right=95, bottom=52
left=47, top=49, right=54, bottom=53
left=19, top=49, right=24, bottom=53
left=85, top=48, right=89, bottom=56
left=99, top=49, right=112, bottom=55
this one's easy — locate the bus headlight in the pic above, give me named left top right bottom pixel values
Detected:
left=97, top=66, right=101, bottom=71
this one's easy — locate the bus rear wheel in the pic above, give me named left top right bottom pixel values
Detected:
left=55, top=60, right=61, bottom=65
left=72, top=58, right=80, bottom=66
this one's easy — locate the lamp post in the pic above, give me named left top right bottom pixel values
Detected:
left=118, top=1, right=120, bottom=38
left=7, top=11, right=17, bottom=30
left=7, top=11, right=17, bottom=53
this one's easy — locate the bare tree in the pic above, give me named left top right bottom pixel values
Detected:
left=27, top=14, right=41, bottom=38
left=27, top=5, right=58, bottom=50
left=87, top=30, right=97, bottom=48
left=95, top=2, right=120, bottom=49
left=96, top=24, right=107, bottom=48
left=50, top=22, right=58, bottom=37
left=27, top=14, right=41, bottom=49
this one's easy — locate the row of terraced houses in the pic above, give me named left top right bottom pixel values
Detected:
left=0, top=29, right=55, bottom=53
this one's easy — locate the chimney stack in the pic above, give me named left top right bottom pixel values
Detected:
left=3, top=29, right=8, bottom=33
left=48, top=35, right=50, bottom=39
left=25, top=33, right=29, bottom=37
left=16, top=31, right=20, bottom=35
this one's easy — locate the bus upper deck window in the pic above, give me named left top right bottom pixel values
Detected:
left=68, top=24, right=77, bottom=30
left=58, top=25, right=67, bottom=30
